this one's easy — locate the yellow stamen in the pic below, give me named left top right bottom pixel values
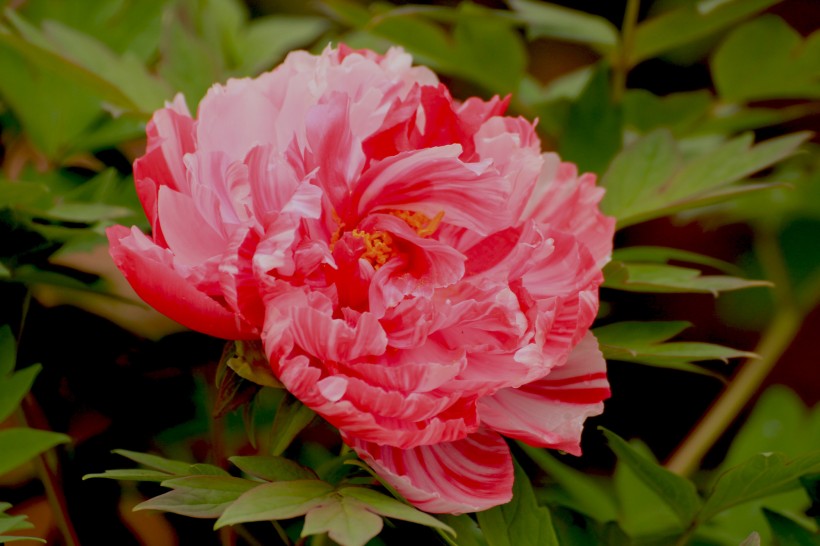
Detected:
left=353, top=229, right=394, bottom=268
left=389, top=209, right=445, bottom=238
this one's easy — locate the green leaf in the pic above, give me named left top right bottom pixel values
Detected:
left=508, top=0, right=619, bottom=54
left=0, top=325, right=15, bottom=376
left=82, top=469, right=173, bottom=482
left=476, top=461, right=559, bottom=546
left=602, top=428, right=701, bottom=525
left=612, top=246, right=744, bottom=276
left=226, top=340, right=283, bottom=389
left=713, top=16, right=820, bottom=103
left=701, top=452, right=820, bottom=521
left=214, top=480, right=335, bottom=528
left=157, top=20, right=220, bottom=108
left=301, top=494, right=383, bottom=546
left=763, top=509, right=820, bottom=546
left=135, top=476, right=257, bottom=518
left=0, top=428, right=70, bottom=476
left=601, top=130, right=809, bottom=228
left=338, top=487, right=454, bottom=536
left=623, top=90, right=712, bottom=136
left=270, top=393, right=315, bottom=456
left=631, top=0, right=782, bottom=64
left=517, top=443, right=618, bottom=522
left=603, top=261, right=770, bottom=294
left=229, top=456, right=317, bottom=482
left=438, top=514, right=487, bottom=546
left=594, top=320, right=751, bottom=377
left=111, top=449, right=197, bottom=475
left=559, top=64, right=622, bottom=176
left=0, top=364, right=40, bottom=423
left=234, top=16, right=328, bottom=76
left=316, top=0, right=372, bottom=27
left=740, top=532, right=762, bottom=546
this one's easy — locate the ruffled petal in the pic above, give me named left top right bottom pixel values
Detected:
left=349, top=428, right=513, bottom=514
left=106, top=225, right=255, bottom=339
left=478, top=333, right=609, bottom=455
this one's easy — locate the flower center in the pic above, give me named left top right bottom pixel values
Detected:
left=353, top=229, right=394, bottom=268
left=389, top=209, right=445, bottom=237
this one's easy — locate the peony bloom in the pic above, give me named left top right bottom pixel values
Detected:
left=108, top=45, right=615, bottom=514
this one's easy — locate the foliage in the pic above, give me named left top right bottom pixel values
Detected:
left=0, top=0, right=818, bottom=544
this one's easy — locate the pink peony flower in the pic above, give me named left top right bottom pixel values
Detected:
left=108, top=44, right=615, bottom=514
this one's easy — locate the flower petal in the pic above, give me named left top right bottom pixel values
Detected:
left=478, top=333, right=609, bottom=455
left=106, top=225, right=255, bottom=339
left=350, top=428, right=513, bottom=514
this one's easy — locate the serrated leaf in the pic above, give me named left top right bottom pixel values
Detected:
left=713, top=16, right=820, bottom=103
left=112, top=449, right=196, bottom=475
left=214, top=480, right=334, bottom=528
left=0, top=364, right=41, bottom=423
left=602, top=428, right=701, bottom=525
left=229, top=456, right=317, bottom=482
left=302, top=495, right=383, bottom=546
left=700, top=452, right=820, bottom=522
left=763, top=509, right=820, bottom=546
left=476, top=462, right=559, bottom=546
left=508, top=0, right=618, bottom=54
left=82, top=469, right=173, bottom=482
left=0, top=428, right=70, bottom=475
left=559, top=63, right=622, bottom=175
left=603, top=261, right=770, bottom=294
left=601, top=130, right=809, bottom=228
left=338, top=487, right=454, bottom=536
left=135, top=476, right=257, bottom=518
left=0, top=325, right=16, bottom=377
left=631, top=0, right=781, bottom=64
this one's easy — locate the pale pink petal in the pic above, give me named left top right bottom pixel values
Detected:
left=289, top=307, right=387, bottom=363
left=355, top=145, right=512, bottom=234
left=478, top=333, right=610, bottom=455
left=350, top=428, right=513, bottom=514
left=525, top=153, right=616, bottom=267
left=157, top=186, right=226, bottom=265
left=107, top=225, right=255, bottom=339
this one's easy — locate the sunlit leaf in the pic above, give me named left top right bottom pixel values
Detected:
left=112, top=449, right=198, bottom=476
left=230, top=456, right=317, bottom=482
left=338, top=487, right=454, bottom=536
left=136, top=476, right=257, bottom=518
left=0, top=428, right=70, bottom=475
left=602, top=428, right=701, bottom=525
left=301, top=495, right=383, bottom=546
left=603, top=261, right=770, bottom=294
left=214, top=480, right=335, bottom=528
left=713, top=16, right=820, bottom=103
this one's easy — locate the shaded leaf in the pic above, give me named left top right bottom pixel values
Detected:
left=631, top=0, right=782, bottom=64
left=439, top=514, right=488, bottom=546
left=559, top=64, right=622, bottom=175
left=701, top=452, right=820, bottom=522
left=112, top=449, right=196, bottom=476
left=740, top=533, right=762, bottom=546
left=612, top=246, right=744, bottom=276
left=338, top=487, right=454, bottom=536
left=214, top=480, right=335, bottom=528
left=0, top=364, right=41, bottom=423
left=229, top=456, right=317, bottom=482
left=82, top=469, right=173, bottom=482
left=476, top=461, right=559, bottom=546
left=623, top=90, right=712, bottom=136
left=763, top=509, right=820, bottom=546
left=602, top=428, right=701, bottom=525
left=713, top=16, right=820, bottom=103
left=0, top=325, right=16, bottom=377
left=136, top=476, right=257, bottom=518
left=270, top=393, right=315, bottom=456
left=0, top=428, right=70, bottom=475
left=508, top=0, right=618, bottom=54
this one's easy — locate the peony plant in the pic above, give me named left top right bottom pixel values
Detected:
left=108, top=44, right=614, bottom=514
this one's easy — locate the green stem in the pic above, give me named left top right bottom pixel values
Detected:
left=665, top=229, right=805, bottom=476
left=613, top=0, right=640, bottom=102
left=271, top=520, right=292, bottom=546
left=20, top=396, right=81, bottom=546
